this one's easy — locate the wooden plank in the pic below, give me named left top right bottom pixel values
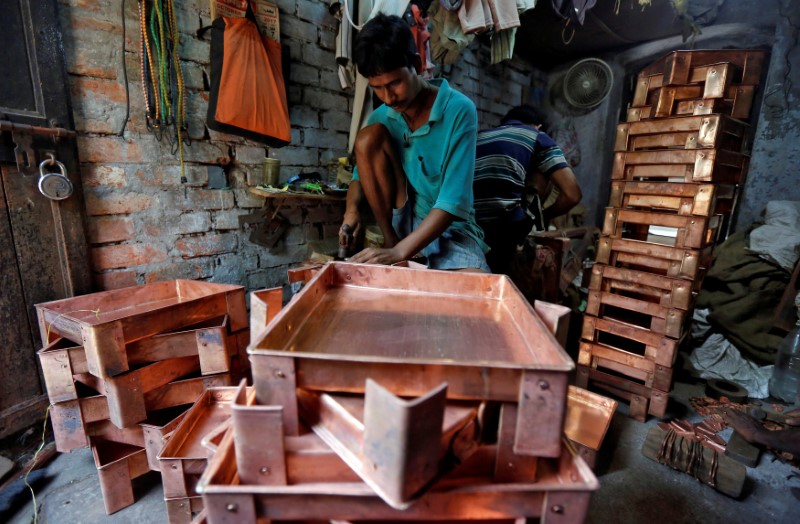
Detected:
left=0, top=165, right=44, bottom=414
left=642, top=425, right=746, bottom=498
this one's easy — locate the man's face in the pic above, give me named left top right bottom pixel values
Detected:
left=368, top=67, right=420, bottom=113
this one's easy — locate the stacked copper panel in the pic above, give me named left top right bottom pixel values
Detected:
left=35, top=279, right=249, bottom=514
left=188, top=262, right=600, bottom=524
left=577, top=49, right=766, bottom=421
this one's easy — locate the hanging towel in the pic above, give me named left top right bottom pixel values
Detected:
left=458, top=0, right=493, bottom=34
left=488, top=0, right=520, bottom=31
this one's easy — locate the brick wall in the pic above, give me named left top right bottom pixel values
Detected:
left=58, top=0, right=540, bottom=294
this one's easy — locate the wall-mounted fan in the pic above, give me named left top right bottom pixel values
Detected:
left=561, top=58, right=614, bottom=110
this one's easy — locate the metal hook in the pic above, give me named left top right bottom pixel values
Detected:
left=45, top=152, right=56, bottom=166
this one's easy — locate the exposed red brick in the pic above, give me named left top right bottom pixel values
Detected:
left=70, top=76, right=127, bottom=104
left=63, top=15, right=121, bottom=35
left=81, top=165, right=127, bottom=188
left=93, top=270, right=138, bottom=291
left=176, top=233, right=237, bottom=258
left=87, top=216, right=135, bottom=244
left=92, top=244, right=167, bottom=270
left=84, top=191, right=152, bottom=216
left=77, top=136, right=143, bottom=163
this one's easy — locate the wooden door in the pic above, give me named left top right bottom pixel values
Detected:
left=0, top=0, right=92, bottom=439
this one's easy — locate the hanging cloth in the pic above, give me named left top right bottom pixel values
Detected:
left=207, top=16, right=291, bottom=146
left=458, top=0, right=494, bottom=34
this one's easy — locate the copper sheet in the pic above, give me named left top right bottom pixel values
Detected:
left=296, top=382, right=481, bottom=509
left=159, top=386, right=244, bottom=498
left=564, top=386, right=617, bottom=452
left=251, top=262, right=572, bottom=458
left=36, top=279, right=247, bottom=378
left=196, top=429, right=598, bottom=523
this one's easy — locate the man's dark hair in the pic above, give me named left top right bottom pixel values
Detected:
left=501, top=105, right=549, bottom=132
left=353, top=14, right=419, bottom=78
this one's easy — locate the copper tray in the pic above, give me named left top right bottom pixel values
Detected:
left=51, top=374, right=231, bottom=452
left=36, top=279, right=247, bottom=378
left=250, top=262, right=573, bottom=458
left=196, top=427, right=598, bottom=523
left=37, top=317, right=235, bottom=407
left=159, top=386, right=247, bottom=499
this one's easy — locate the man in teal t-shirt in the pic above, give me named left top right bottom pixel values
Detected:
left=339, top=14, right=488, bottom=271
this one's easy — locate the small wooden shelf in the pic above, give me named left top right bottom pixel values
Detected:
left=248, top=187, right=346, bottom=201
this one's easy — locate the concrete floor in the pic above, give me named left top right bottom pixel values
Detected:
left=1, top=381, right=799, bottom=524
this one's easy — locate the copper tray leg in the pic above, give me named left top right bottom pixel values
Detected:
left=362, top=379, right=447, bottom=508
left=515, top=370, right=568, bottom=458
left=252, top=355, right=299, bottom=435
left=297, top=380, right=482, bottom=510
left=231, top=380, right=287, bottom=486
left=495, top=403, right=538, bottom=482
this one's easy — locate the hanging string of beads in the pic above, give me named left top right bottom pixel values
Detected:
left=137, top=0, right=188, bottom=184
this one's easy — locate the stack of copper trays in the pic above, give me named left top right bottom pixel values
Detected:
left=577, top=49, right=767, bottom=421
left=35, top=279, right=249, bottom=514
left=184, top=262, right=600, bottom=524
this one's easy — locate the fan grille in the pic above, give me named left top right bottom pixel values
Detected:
left=563, top=58, right=613, bottom=109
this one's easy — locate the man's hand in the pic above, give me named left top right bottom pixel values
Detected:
left=348, top=246, right=405, bottom=265
left=339, top=208, right=362, bottom=252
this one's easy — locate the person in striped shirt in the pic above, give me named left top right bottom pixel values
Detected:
left=474, top=105, right=582, bottom=274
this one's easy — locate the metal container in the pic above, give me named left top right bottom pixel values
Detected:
left=36, top=280, right=247, bottom=378
left=249, top=262, right=574, bottom=458
left=262, top=157, right=281, bottom=186
left=196, top=427, right=598, bottom=523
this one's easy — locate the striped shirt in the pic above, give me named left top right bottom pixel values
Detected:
left=473, top=121, right=568, bottom=224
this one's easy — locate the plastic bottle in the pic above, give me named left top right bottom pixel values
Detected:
left=769, top=292, right=800, bottom=405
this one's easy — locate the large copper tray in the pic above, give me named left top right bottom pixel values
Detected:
left=250, top=262, right=573, bottom=458
left=196, top=427, right=598, bottom=523
left=36, top=279, right=247, bottom=378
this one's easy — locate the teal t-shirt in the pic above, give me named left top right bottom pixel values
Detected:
left=353, top=78, right=486, bottom=249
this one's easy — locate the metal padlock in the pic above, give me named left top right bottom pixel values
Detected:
left=38, top=158, right=74, bottom=200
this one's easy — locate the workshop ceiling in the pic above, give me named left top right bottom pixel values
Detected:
left=513, top=0, right=752, bottom=70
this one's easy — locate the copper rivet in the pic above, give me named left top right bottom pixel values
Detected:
left=552, top=505, right=565, bottom=514
left=275, top=370, right=285, bottom=378
left=345, top=274, right=352, bottom=280
left=260, top=466, right=270, bottom=475
left=538, top=380, right=549, bottom=390
left=226, top=503, right=238, bottom=512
